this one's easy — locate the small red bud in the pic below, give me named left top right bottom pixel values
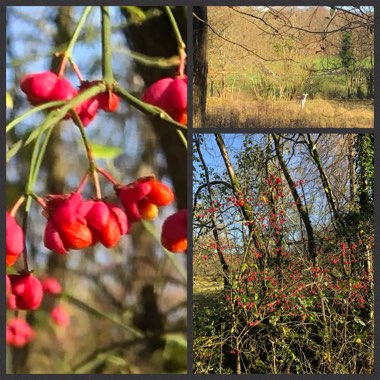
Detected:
left=9, top=273, right=43, bottom=310
left=6, top=318, right=35, bottom=347
left=161, top=209, right=187, bottom=253
left=6, top=212, right=24, bottom=266
left=41, top=277, right=62, bottom=295
left=51, top=305, right=70, bottom=327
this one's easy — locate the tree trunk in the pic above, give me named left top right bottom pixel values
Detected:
left=304, top=134, right=339, bottom=223
left=194, top=135, right=230, bottom=289
left=272, top=134, right=317, bottom=266
left=215, top=134, right=265, bottom=260
left=193, top=7, right=208, bottom=128
left=347, top=134, right=356, bottom=211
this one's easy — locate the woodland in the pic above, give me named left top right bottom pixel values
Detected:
left=6, top=6, right=187, bottom=374
left=193, top=134, right=374, bottom=374
left=193, top=6, right=374, bottom=128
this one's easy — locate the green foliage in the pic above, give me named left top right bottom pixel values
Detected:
left=90, top=142, right=123, bottom=159
left=193, top=134, right=373, bottom=374
left=340, top=31, right=354, bottom=70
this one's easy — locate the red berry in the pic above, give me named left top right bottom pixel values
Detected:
left=117, top=178, right=153, bottom=222
left=74, top=97, right=99, bottom=127
left=97, top=91, right=120, bottom=112
left=6, top=212, right=24, bottom=266
left=117, top=177, right=174, bottom=222
left=6, top=318, right=35, bottom=347
left=41, top=277, right=62, bottom=295
left=44, top=193, right=94, bottom=253
left=99, top=214, right=122, bottom=248
left=44, top=219, right=69, bottom=254
left=7, top=294, right=17, bottom=310
left=20, top=71, right=77, bottom=105
left=51, top=305, right=70, bottom=327
left=9, top=273, right=43, bottom=310
left=20, top=71, right=59, bottom=105
left=161, top=209, right=187, bottom=253
left=146, top=180, right=175, bottom=206
left=50, top=76, right=78, bottom=101
left=142, top=75, right=187, bottom=124
left=59, top=220, right=94, bottom=250
left=108, top=203, right=130, bottom=235
left=76, top=81, right=119, bottom=126
left=80, top=200, right=129, bottom=248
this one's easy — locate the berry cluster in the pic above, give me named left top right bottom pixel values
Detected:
left=20, top=71, right=120, bottom=127
left=6, top=173, right=187, bottom=346
left=6, top=274, right=69, bottom=347
left=142, top=75, right=187, bottom=125
left=20, top=71, right=188, bottom=127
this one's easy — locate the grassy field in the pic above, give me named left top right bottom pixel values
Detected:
left=205, top=95, right=373, bottom=129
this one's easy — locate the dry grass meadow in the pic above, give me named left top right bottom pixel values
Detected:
left=205, top=95, right=373, bottom=129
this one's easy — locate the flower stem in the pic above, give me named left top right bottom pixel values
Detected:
left=63, top=293, right=144, bottom=338
left=28, top=192, right=47, bottom=210
left=176, top=129, right=188, bottom=149
left=101, top=6, right=114, bottom=85
left=58, top=6, right=93, bottom=76
left=97, top=167, right=119, bottom=186
left=164, top=6, right=186, bottom=51
left=72, top=112, right=102, bottom=199
left=10, top=196, right=25, bottom=217
left=6, top=101, right=65, bottom=134
left=76, top=172, right=89, bottom=193
left=164, top=6, right=186, bottom=76
left=68, top=58, right=84, bottom=82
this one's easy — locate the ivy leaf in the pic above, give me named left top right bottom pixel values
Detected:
left=90, top=142, right=123, bottom=160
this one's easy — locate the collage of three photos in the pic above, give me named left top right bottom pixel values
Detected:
left=5, top=5, right=374, bottom=375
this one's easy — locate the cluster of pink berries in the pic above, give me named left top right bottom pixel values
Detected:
left=6, top=275, right=69, bottom=347
left=7, top=65, right=188, bottom=348
left=20, top=71, right=187, bottom=126
left=20, top=71, right=120, bottom=127
left=6, top=177, right=187, bottom=346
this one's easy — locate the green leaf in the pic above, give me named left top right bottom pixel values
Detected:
left=90, top=142, right=123, bottom=159
left=353, top=317, right=366, bottom=326
left=7, top=140, right=24, bottom=162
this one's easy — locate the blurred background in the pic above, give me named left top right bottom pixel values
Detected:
left=6, top=6, right=187, bottom=374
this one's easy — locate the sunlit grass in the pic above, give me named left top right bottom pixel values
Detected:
left=204, top=95, right=373, bottom=128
